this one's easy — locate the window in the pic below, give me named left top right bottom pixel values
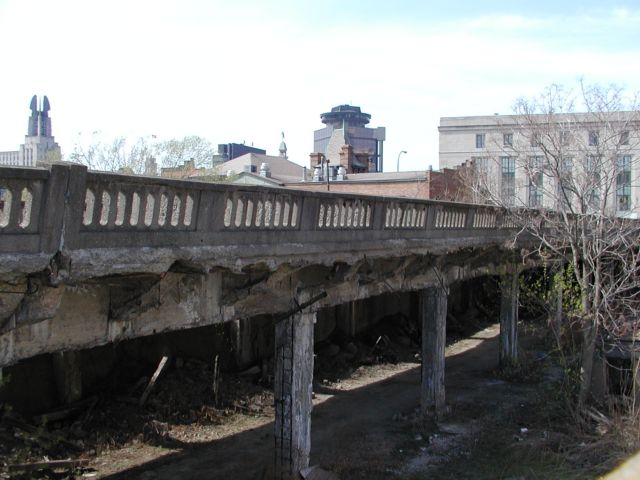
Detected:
left=530, top=133, right=541, bottom=148
left=501, top=156, right=516, bottom=206
left=503, top=133, right=513, bottom=147
left=620, top=130, right=630, bottom=146
left=586, top=155, right=602, bottom=208
left=472, top=156, right=489, bottom=172
left=528, top=156, right=543, bottom=207
left=475, top=134, right=485, bottom=149
left=559, top=131, right=570, bottom=146
left=557, top=157, right=573, bottom=210
left=588, top=130, right=599, bottom=146
left=617, top=155, right=632, bottom=211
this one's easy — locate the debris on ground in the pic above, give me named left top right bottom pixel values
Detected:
left=300, top=465, right=341, bottom=480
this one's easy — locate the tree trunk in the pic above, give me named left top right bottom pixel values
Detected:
left=578, top=317, right=597, bottom=408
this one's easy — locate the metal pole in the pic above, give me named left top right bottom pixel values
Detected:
left=396, top=150, right=407, bottom=172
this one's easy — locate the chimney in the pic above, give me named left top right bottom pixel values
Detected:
left=309, top=152, right=324, bottom=169
left=260, top=162, right=271, bottom=178
left=339, top=145, right=353, bottom=171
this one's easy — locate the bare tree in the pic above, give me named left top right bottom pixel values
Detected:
left=470, top=82, right=640, bottom=409
left=68, top=134, right=156, bottom=174
left=68, top=134, right=216, bottom=177
left=155, top=136, right=215, bottom=170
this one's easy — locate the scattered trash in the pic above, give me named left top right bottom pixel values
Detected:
left=8, top=458, right=90, bottom=473
left=142, top=419, right=169, bottom=442
left=300, top=464, right=340, bottom=480
left=139, top=356, right=170, bottom=407
left=239, top=365, right=261, bottom=376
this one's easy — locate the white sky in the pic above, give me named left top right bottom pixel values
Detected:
left=1, top=0, right=640, bottom=171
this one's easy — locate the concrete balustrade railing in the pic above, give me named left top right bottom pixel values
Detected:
left=0, top=164, right=516, bottom=257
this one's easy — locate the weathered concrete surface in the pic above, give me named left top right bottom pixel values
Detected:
left=0, top=164, right=531, bottom=367
left=0, top=248, right=524, bottom=367
left=420, top=284, right=447, bottom=416
left=499, top=270, right=519, bottom=366
left=52, top=350, right=82, bottom=404
left=274, top=312, right=314, bottom=479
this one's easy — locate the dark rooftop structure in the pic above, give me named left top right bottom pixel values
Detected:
left=216, top=143, right=266, bottom=164
left=320, top=105, right=372, bottom=128
left=313, top=104, right=386, bottom=172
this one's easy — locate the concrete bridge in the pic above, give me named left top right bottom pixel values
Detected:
left=0, top=163, right=526, bottom=478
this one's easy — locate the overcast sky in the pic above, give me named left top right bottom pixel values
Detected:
left=1, top=0, right=639, bottom=171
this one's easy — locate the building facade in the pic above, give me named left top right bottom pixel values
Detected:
left=214, top=143, right=266, bottom=165
left=313, top=105, right=385, bottom=172
left=439, top=113, right=640, bottom=216
left=0, top=95, right=61, bottom=167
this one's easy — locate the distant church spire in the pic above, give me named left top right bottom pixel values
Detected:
left=279, top=131, right=288, bottom=159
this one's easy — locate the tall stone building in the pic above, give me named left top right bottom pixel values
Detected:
left=313, top=105, right=386, bottom=173
left=439, top=113, right=640, bottom=215
left=0, top=95, right=61, bottom=167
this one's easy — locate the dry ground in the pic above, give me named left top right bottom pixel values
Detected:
left=1, top=323, right=617, bottom=479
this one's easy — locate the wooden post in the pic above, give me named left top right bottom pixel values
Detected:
left=52, top=351, right=82, bottom=405
left=420, top=285, right=447, bottom=416
left=499, top=271, right=519, bottom=367
left=274, top=311, right=315, bottom=479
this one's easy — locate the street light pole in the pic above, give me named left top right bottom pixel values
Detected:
left=396, top=150, right=407, bottom=172
left=326, top=159, right=330, bottom=191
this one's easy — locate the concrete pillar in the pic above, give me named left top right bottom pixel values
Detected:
left=420, top=285, right=447, bottom=416
left=499, top=271, right=519, bottom=367
left=274, top=311, right=315, bottom=479
left=231, top=318, right=254, bottom=370
left=347, top=300, right=359, bottom=337
left=52, top=350, right=82, bottom=405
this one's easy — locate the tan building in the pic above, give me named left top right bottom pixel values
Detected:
left=439, top=113, right=640, bottom=215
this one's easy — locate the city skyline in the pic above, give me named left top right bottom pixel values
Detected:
left=1, top=0, right=639, bottom=171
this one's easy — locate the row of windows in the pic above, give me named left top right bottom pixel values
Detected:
left=489, top=154, right=633, bottom=211
left=475, top=130, right=631, bottom=149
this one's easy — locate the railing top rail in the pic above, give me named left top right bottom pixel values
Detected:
left=0, top=165, right=50, bottom=180
left=83, top=168, right=502, bottom=211
left=0, top=164, right=521, bottom=260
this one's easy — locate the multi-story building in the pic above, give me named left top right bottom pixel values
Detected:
left=0, top=95, right=61, bottom=167
left=214, top=143, right=266, bottom=165
left=439, top=113, right=640, bottom=216
left=313, top=105, right=385, bottom=173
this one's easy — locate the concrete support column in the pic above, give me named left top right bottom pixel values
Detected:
left=499, top=271, right=519, bottom=367
left=52, top=350, right=82, bottom=405
left=231, top=318, right=253, bottom=370
left=274, top=311, right=315, bottom=479
left=420, top=285, right=447, bottom=416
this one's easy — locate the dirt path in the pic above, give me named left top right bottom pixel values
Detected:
left=99, top=324, right=532, bottom=480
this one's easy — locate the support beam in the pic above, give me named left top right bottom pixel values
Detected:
left=420, top=285, right=447, bottom=416
left=274, top=311, right=315, bottom=479
left=52, top=351, right=82, bottom=405
left=499, top=271, right=519, bottom=367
